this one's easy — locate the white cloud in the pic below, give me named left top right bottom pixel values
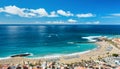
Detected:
left=57, top=10, right=73, bottom=17
left=34, top=21, right=41, bottom=24
left=3, top=6, right=27, bottom=17
left=46, top=21, right=65, bottom=24
left=0, top=5, right=96, bottom=20
left=86, top=21, right=100, bottom=24
left=0, top=8, right=3, bottom=12
left=0, top=5, right=36, bottom=17
left=30, top=8, right=48, bottom=17
left=0, top=5, right=58, bottom=18
left=76, top=13, right=94, bottom=18
left=101, top=16, right=114, bottom=18
left=26, top=12, right=36, bottom=17
left=102, top=13, right=120, bottom=18
left=48, top=11, right=58, bottom=17
left=110, top=13, right=120, bottom=16
left=68, top=19, right=77, bottom=23
left=94, top=21, right=100, bottom=24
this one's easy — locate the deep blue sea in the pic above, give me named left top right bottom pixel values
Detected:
left=0, top=25, right=120, bottom=59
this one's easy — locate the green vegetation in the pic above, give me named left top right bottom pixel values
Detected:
left=112, top=53, right=119, bottom=57
left=106, top=52, right=110, bottom=57
left=29, top=63, right=34, bottom=67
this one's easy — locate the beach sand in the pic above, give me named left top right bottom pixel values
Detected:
left=60, top=41, right=120, bottom=64
left=0, top=41, right=120, bottom=64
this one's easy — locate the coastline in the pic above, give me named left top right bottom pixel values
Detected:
left=0, top=40, right=120, bottom=64
left=0, top=46, right=95, bottom=60
left=0, top=46, right=95, bottom=64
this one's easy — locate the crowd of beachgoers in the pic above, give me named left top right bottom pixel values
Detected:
left=0, top=59, right=120, bottom=69
left=1, top=61, right=88, bottom=69
left=0, top=60, right=116, bottom=69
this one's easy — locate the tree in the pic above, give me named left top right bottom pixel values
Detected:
left=112, top=53, right=119, bottom=57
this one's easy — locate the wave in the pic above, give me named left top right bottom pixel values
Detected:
left=0, top=49, right=96, bottom=60
left=82, top=36, right=107, bottom=42
left=0, top=57, right=11, bottom=60
left=29, top=54, right=63, bottom=59
left=64, top=50, right=90, bottom=56
left=67, top=42, right=75, bottom=44
left=27, top=50, right=92, bottom=59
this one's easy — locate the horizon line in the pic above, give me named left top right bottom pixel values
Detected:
left=0, top=23, right=120, bottom=25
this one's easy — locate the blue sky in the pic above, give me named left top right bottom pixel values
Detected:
left=0, top=0, right=120, bottom=24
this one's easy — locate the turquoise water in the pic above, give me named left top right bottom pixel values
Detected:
left=0, top=25, right=119, bottom=58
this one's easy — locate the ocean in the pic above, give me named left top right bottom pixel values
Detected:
left=0, top=25, right=120, bottom=59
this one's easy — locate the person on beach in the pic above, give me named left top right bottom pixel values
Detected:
left=41, top=61, right=47, bottom=69
left=2, top=64, right=9, bottom=69
left=16, top=64, right=22, bottom=69
left=0, top=64, right=2, bottom=69
left=23, top=65, right=28, bottom=69
left=7, top=66, right=11, bottom=69
left=9, top=64, right=16, bottom=69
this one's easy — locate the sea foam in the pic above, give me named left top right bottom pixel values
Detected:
left=82, top=36, right=102, bottom=42
left=0, top=57, right=11, bottom=60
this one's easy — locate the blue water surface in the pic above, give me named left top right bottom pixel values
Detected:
left=0, top=25, right=120, bottom=58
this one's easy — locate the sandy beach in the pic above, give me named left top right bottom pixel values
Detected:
left=0, top=40, right=120, bottom=64
left=60, top=41, right=120, bottom=63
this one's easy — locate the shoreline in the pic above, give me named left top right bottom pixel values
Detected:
left=0, top=43, right=97, bottom=60
left=0, top=40, right=120, bottom=64
left=0, top=46, right=95, bottom=60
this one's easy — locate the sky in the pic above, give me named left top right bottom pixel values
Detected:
left=0, top=0, right=120, bottom=24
